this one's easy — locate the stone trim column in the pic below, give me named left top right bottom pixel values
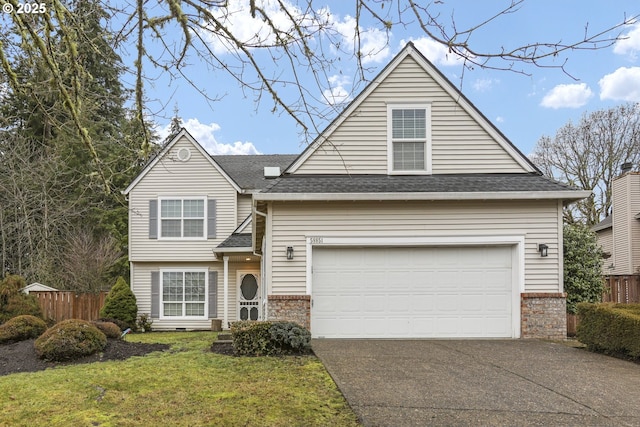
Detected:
left=521, top=292, right=567, bottom=339
left=267, top=295, right=311, bottom=330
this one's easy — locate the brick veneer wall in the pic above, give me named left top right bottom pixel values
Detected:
left=521, top=293, right=567, bottom=339
left=267, top=295, right=310, bottom=330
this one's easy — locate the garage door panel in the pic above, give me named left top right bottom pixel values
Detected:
left=364, top=295, right=386, bottom=312
left=312, top=246, right=514, bottom=338
left=460, top=294, right=484, bottom=311
left=408, top=295, right=435, bottom=311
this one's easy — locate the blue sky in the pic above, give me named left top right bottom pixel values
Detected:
left=149, top=1, right=640, bottom=158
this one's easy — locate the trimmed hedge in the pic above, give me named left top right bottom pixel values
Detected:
left=34, top=319, right=107, bottom=362
left=91, top=321, right=122, bottom=339
left=577, top=303, right=640, bottom=359
left=230, top=321, right=311, bottom=356
left=0, top=315, right=47, bottom=344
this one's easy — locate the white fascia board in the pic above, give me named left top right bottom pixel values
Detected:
left=235, top=215, right=252, bottom=233
left=254, top=190, right=592, bottom=202
left=215, top=247, right=253, bottom=253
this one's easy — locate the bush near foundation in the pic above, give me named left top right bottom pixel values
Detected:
left=91, top=320, right=122, bottom=339
left=577, top=303, right=640, bottom=359
left=99, top=276, right=138, bottom=330
left=0, top=315, right=47, bottom=344
left=34, top=319, right=107, bottom=361
left=230, top=321, right=311, bottom=356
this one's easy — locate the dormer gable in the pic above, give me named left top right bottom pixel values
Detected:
left=286, top=42, right=538, bottom=176
left=123, top=128, right=241, bottom=196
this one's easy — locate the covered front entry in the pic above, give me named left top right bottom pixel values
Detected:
left=237, top=271, right=261, bottom=321
left=311, top=245, right=516, bottom=338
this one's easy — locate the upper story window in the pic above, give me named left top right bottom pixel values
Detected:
left=387, top=104, right=432, bottom=174
left=160, top=198, right=205, bottom=239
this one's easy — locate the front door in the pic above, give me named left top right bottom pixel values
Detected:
left=237, top=272, right=260, bottom=321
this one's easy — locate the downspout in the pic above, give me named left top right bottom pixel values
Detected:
left=223, top=255, right=229, bottom=329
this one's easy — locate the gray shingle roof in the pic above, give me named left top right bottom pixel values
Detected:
left=217, top=233, right=252, bottom=248
left=592, top=215, right=612, bottom=232
left=263, top=173, right=580, bottom=194
left=213, top=154, right=298, bottom=190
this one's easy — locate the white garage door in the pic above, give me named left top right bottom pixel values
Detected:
left=311, top=246, right=514, bottom=338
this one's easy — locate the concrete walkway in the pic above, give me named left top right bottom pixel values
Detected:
left=312, top=339, right=640, bottom=426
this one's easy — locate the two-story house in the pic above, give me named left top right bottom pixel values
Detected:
left=124, top=43, right=589, bottom=339
left=593, top=165, right=640, bottom=303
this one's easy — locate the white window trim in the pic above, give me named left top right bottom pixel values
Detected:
left=158, top=196, right=207, bottom=241
left=159, top=267, right=209, bottom=320
left=387, top=103, right=432, bottom=175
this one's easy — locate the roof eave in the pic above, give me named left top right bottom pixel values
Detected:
left=254, top=190, right=592, bottom=202
left=214, top=247, right=253, bottom=253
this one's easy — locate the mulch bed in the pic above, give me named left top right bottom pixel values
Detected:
left=0, top=339, right=171, bottom=376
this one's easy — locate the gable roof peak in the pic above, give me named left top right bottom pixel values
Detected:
left=286, top=41, right=539, bottom=175
left=122, top=127, right=241, bottom=195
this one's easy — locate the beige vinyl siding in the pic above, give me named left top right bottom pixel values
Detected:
left=295, top=56, right=525, bottom=174
left=598, top=228, right=613, bottom=274
left=611, top=173, right=640, bottom=275
left=266, top=200, right=561, bottom=296
left=237, top=194, right=252, bottom=225
left=631, top=176, right=640, bottom=273
left=129, top=136, right=237, bottom=261
left=132, top=260, right=259, bottom=331
left=598, top=228, right=613, bottom=255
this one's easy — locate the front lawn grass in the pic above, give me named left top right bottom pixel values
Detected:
left=0, top=332, right=360, bottom=427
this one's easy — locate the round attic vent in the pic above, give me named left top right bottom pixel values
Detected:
left=176, top=147, right=191, bottom=162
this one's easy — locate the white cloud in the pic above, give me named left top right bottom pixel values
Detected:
left=401, top=37, right=469, bottom=67
left=199, top=1, right=390, bottom=65
left=613, top=22, right=640, bottom=60
left=329, top=13, right=391, bottom=65
left=540, top=83, right=593, bottom=109
left=599, top=67, right=640, bottom=101
left=495, top=116, right=505, bottom=123
left=200, top=0, right=323, bottom=55
left=157, top=118, right=260, bottom=155
left=322, top=74, right=352, bottom=105
left=473, top=78, right=499, bottom=92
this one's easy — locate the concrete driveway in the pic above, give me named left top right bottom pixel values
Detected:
left=312, top=339, right=640, bottom=427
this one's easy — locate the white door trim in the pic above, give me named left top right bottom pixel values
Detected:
left=237, top=270, right=261, bottom=321
left=306, top=235, right=525, bottom=338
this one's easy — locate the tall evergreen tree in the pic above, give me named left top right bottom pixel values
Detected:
left=0, top=0, right=153, bottom=290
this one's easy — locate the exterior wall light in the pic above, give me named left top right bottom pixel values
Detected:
left=538, top=244, right=549, bottom=257
left=286, top=246, right=294, bottom=260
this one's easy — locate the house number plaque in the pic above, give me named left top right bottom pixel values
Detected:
left=309, top=237, right=324, bottom=244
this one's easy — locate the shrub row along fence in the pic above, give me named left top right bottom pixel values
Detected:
left=567, top=275, right=640, bottom=336
left=31, top=291, right=108, bottom=323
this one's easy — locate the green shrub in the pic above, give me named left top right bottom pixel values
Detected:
left=91, top=321, right=122, bottom=339
left=0, top=315, right=47, bottom=344
left=269, top=321, right=312, bottom=353
left=34, top=319, right=107, bottom=361
left=563, top=224, right=605, bottom=314
left=136, top=313, right=153, bottom=332
left=99, top=276, right=138, bottom=330
left=97, top=317, right=128, bottom=330
left=0, top=275, right=43, bottom=323
left=230, top=321, right=311, bottom=356
left=577, top=303, right=640, bottom=359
